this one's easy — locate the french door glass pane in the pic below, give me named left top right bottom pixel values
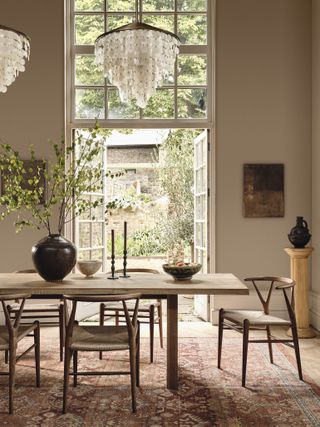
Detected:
left=92, top=222, right=104, bottom=246
left=91, top=196, right=104, bottom=220
left=79, top=195, right=91, bottom=219
left=196, top=223, right=203, bottom=247
left=79, top=222, right=90, bottom=247
left=78, top=249, right=91, bottom=260
left=91, top=249, right=103, bottom=260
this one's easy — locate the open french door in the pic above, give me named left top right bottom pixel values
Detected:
left=193, top=130, right=209, bottom=320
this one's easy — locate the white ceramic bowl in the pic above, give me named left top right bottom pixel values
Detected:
left=77, top=260, right=102, bottom=277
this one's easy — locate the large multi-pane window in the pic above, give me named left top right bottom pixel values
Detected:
left=67, top=0, right=212, bottom=272
left=69, top=0, right=210, bottom=122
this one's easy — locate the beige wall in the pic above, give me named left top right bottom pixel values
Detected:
left=0, top=0, right=64, bottom=271
left=212, top=0, right=312, bottom=319
left=215, top=0, right=312, bottom=278
left=312, top=0, right=320, bottom=328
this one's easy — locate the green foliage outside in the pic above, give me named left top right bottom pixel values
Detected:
left=103, top=128, right=197, bottom=259
left=0, top=126, right=121, bottom=235
left=154, top=129, right=196, bottom=260
left=107, top=228, right=163, bottom=257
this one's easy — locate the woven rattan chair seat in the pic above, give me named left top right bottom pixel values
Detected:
left=70, top=325, right=130, bottom=351
left=0, top=324, right=38, bottom=350
left=224, top=310, right=291, bottom=326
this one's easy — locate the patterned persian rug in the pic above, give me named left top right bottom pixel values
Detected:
left=0, top=335, right=320, bottom=426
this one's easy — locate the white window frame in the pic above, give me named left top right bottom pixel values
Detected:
left=64, top=0, right=216, bottom=274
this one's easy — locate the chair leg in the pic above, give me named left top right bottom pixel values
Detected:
left=217, top=308, right=224, bottom=369
left=73, top=351, right=78, bottom=387
left=99, top=303, right=105, bottom=360
left=59, top=304, right=64, bottom=362
left=129, top=343, right=137, bottom=413
left=5, top=350, right=8, bottom=364
left=136, top=323, right=140, bottom=387
left=63, top=348, right=73, bottom=414
left=242, top=319, right=250, bottom=387
left=8, top=343, right=17, bottom=415
left=266, top=325, right=273, bottom=364
left=291, top=323, right=303, bottom=380
left=149, top=305, right=155, bottom=363
left=115, top=310, right=119, bottom=326
left=157, top=302, right=163, bottom=349
left=34, top=322, right=41, bottom=387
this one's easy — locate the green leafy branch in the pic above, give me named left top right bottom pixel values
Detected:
left=0, top=125, right=120, bottom=234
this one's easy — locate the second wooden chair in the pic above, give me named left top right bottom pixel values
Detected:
left=7, top=270, right=64, bottom=361
left=0, top=293, right=40, bottom=414
left=217, top=276, right=303, bottom=387
left=99, top=268, right=163, bottom=363
left=63, top=293, right=141, bottom=414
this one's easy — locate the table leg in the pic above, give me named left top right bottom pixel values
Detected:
left=167, top=294, right=178, bottom=389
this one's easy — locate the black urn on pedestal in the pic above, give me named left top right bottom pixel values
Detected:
left=288, top=216, right=311, bottom=248
left=32, top=234, right=77, bottom=281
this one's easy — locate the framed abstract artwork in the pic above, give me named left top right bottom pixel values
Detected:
left=243, top=164, right=284, bottom=218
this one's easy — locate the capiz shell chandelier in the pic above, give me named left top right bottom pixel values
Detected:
left=0, top=24, right=30, bottom=93
left=94, top=2, right=180, bottom=109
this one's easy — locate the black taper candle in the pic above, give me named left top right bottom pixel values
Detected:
left=108, top=229, right=119, bottom=280
left=121, top=221, right=130, bottom=278
left=111, top=229, right=115, bottom=255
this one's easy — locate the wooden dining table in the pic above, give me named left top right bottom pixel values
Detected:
left=0, top=272, right=249, bottom=389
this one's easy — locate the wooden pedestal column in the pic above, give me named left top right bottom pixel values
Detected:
left=284, top=247, right=316, bottom=338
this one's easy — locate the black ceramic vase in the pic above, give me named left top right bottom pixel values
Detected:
left=32, top=234, right=77, bottom=281
left=288, top=216, right=311, bottom=248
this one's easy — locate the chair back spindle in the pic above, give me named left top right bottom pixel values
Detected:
left=274, top=280, right=296, bottom=326
left=0, top=294, right=31, bottom=336
left=244, top=276, right=295, bottom=318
